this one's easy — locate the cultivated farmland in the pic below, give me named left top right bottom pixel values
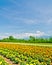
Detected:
left=0, top=42, right=52, bottom=65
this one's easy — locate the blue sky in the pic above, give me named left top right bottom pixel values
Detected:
left=0, top=0, right=52, bottom=38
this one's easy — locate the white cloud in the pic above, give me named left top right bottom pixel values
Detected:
left=0, top=31, right=45, bottom=39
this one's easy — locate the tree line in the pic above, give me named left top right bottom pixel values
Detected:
left=0, top=36, right=52, bottom=43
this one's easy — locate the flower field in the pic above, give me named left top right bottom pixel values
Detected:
left=0, top=43, right=52, bottom=65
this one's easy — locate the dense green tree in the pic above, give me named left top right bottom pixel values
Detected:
left=49, top=37, right=52, bottom=43
left=0, top=35, right=52, bottom=43
left=9, top=36, right=14, bottom=40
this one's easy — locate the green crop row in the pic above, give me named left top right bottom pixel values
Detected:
left=0, top=56, right=9, bottom=65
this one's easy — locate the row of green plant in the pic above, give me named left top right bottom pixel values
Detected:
left=0, top=36, right=52, bottom=43
left=0, top=48, right=51, bottom=65
left=0, top=56, right=9, bottom=65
